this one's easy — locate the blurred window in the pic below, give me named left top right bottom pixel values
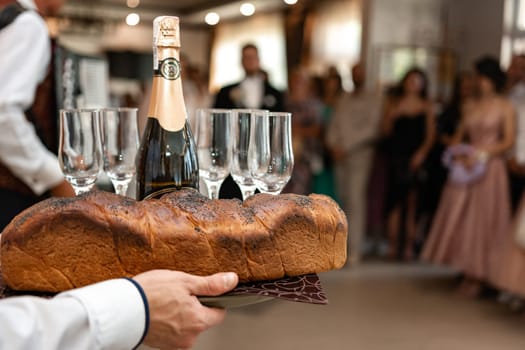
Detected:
left=518, top=0, right=525, bottom=30
left=310, top=0, right=362, bottom=91
left=502, top=0, right=525, bottom=66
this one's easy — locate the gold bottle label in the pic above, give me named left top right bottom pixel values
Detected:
left=158, top=58, right=181, bottom=80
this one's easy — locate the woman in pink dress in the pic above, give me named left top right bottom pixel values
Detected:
left=422, top=57, right=515, bottom=296
left=492, top=198, right=525, bottom=299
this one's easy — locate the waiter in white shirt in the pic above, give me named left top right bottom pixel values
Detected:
left=0, top=269, right=238, bottom=349
left=213, top=43, right=284, bottom=199
left=0, top=0, right=74, bottom=231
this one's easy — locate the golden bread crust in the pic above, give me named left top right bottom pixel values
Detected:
left=1, top=189, right=347, bottom=292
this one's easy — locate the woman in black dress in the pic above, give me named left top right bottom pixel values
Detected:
left=381, top=68, right=436, bottom=260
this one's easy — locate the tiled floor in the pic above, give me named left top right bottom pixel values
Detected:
left=193, top=262, right=525, bottom=350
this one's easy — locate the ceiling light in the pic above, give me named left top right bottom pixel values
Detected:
left=240, top=3, right=255, bottom=16
left=126, top=0, right=140, bottom=8
left=126, top=13, right=140, bottom=26
left=284, top=0, right=298, bottom=4
left=205, top=12, right=220, bottom=25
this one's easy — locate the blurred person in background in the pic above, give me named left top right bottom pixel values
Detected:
left=381, top=68, right=436, bottom=261
left=437, top=72, right=477, bottom=146
left=311, top=67, right=342, bottom=200
left=326, top=62, right=382, bottom=265
left=505, top=54, right=525, bottom=211
left=490, top=54, right=525, bottom=307
left=0, top=0, right=74, bottom=231
left=492, top=172, right=525, bottom=310
left=181, top=54, right=212, bottom=132
left=422, top=56, right=514, bottom=297
left=214, top=43, right=284, bottom=199
left=282, top=68, right=324, bottom=195
left=418, top=72, right=476, bottom=245
left=214, top=43, right=284, bottom=112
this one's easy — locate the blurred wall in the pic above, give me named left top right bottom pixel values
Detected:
left=364, top=0, right=444, bottom=95
left=363, top=0, right=505, bottom=95
left=54, top=0, right=506, bottom=98
left=445, top=0, right=505, bottom=70
left=368, top=0, right=443, bottom=49
left=59, top=24, right=211, bottom=71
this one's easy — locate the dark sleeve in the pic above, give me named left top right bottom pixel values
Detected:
left=214, top=86, right=233, bottom=109
left=266, top=84, right=285, bottom=112
left=437, top=105, right=460, bottom=137
left=274, top=89, right=285, bottom=112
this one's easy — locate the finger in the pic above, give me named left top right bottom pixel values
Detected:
left=186, top=272, right=238, bottom=296
left=202, top=307, right=227, bottom=327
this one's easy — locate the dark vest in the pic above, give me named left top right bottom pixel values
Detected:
left=0, top=2, right=58, bottom=196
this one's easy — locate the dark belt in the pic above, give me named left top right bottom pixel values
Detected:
left=0, top=162, right=35, bottom=197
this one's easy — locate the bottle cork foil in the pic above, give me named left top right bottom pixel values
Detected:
left=153, top=16, right=180, bottom=71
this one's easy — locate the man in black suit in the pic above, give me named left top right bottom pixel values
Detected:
left=214, top=43, right=285, bottom=199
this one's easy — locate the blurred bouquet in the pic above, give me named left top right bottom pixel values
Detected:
left=442, top=143, right=487, bottom=185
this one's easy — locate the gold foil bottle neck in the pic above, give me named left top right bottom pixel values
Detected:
left=153, top=16, right=180, bottom=48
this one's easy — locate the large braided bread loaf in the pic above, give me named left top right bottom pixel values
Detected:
left=1, top=189, right=347, bottom=292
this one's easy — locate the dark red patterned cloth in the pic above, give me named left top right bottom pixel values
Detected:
left=228, top=274, right=328, bottom=305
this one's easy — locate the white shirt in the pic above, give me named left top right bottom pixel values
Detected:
left=0, top=8, right=64, bottom=195
left=240, top=75, right=264, bottom=109
left=508, top=82, right=525, bottom=164
left=327, top=91, right=382, bottom=154
left=0, top=278, right=146, bottom=350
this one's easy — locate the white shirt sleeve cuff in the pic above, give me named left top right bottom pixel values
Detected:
left=20, top=153, right=64, bottom=195
left=58, top=279, right=146, bottom=350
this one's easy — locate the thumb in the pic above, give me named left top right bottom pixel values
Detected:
left=187, top=272, right=238, bottom=296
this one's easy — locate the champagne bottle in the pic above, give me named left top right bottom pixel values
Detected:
left=136, top=16, right=199, bottom=200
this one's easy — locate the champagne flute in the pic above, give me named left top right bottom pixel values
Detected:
left=195, top=108, right=232, bottom=199
left=99, top=108, right=139, bottom=196
left=59, top=109, right=102, bottom=195
left=230, top=109, right=264, bottom=200
left=249, top=112, right=294, bottom=195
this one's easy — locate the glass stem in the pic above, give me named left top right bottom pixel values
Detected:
left=260, top=189, right=282, bottom=196
left=240, top=186, right=256, bottom=201
left=208, top=183, right=219, bottom=199
left=112, top=180, right=130, bottom=196
left=242, top=190, right=253, bottom=201
left=204, top=179, right=224, bottom=200
left=73, top=183, right=95, bottom=196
